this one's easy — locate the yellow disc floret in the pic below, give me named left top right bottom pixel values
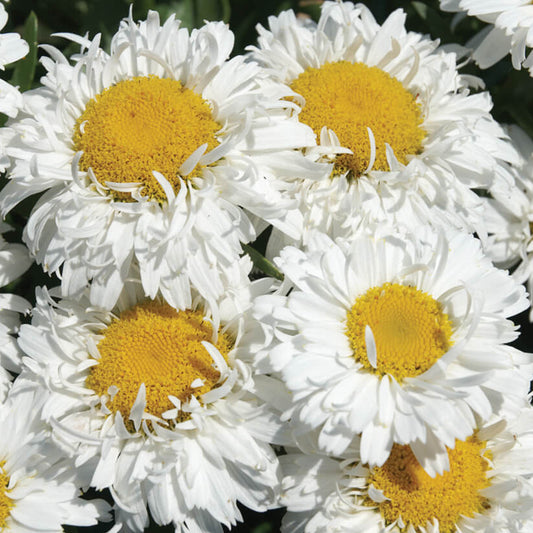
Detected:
left=85, top=302, right=233, bottom=423
left=0, top=462, right=13, bottom=528
left=368, top=437, right=492, bottom=532
left=290, top=61, right=426, bottom=178
left=346, top=283, right=453, bottom=380
left=73, top=76, right=222, bottom=202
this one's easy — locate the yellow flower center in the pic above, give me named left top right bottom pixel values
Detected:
left=290, top=61, right=426, bottom=177
left=73, top=76, right=222, bottom=202
left=368, top=437, right=492, bottom=532
left=0, top=462, right=13, bottom=529
left=85, top=302, right=233, bottom=424
left=346, top=283, right=453, bottom=380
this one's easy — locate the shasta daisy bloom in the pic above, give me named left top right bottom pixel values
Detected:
left=248, top=1, right=521, bottom=254
left=0, top=2, right=28, bottom=120
left=439, top=0, right=533, bottom=74
left=0, top=10, right=319, bottom=310
left=280, top=404, right=533, bottom=533
left=17, top=258, right=285, bottom=532
left=0, top=2, right=28, bottom=170
left=250, top=227, right=531, bottom=475
left=0, top=223, right=32, bottom=400
left=482, top=125, right=533, bottom=318
left=0, top=382, right=111, bottom=532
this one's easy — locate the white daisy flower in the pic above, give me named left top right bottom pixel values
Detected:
left=0, top=2, right=28, bottom=119
left=0, top=222, right=31, bottom=400
left=0, top=2, right=29, bottom=171
left=0, top=381, right=111, bottom=532
left=17, top=258, right=285, bottom=532
left=482, top=125, right=533, bottom=318
left=0, top=10, right=319, bottom=310
left=250, top=227, right=531, bottom=475
left=280, top=404, right=533, bottom=533
left=247, top=1, right=521, bottom=255
left=440, top=0, right=533, bottom=74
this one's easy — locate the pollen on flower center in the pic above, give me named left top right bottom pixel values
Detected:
left=290, top=61, right=426, bottom=178
left=345, top=283, right=453, bottom=380
left=367, top=437, right=492, bottom=533
left=85, top=302, right=233, bottom=423
left=0, top=462, right=13, bottom=528
left=73, top=76, right=222, bottom=203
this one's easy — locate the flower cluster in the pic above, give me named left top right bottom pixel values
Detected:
left=0, top=1, right=532, bottom=532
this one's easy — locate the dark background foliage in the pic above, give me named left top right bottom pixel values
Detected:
left=1, top=1, right=532, bottom=531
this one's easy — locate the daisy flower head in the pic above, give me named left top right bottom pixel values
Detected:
left=280, top=404, right=533, bottom=533
left=0, top=222, right=31, bottom=400
left=251, top=226, right=531, bottom=475
left=440, top=0, right=533, bottom=75
left=0, top=2, right=28, bottom=119
left=248, top=1, right=521, bottom=254
left=0, top=381, right=111, bottom=532
left=17, top=258, right=284, bottom=532
left=0, top=9, right=317, bottom=310
left=482, top=125, right=533, bottom=318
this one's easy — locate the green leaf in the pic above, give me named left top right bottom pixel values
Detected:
left=411, top=1, right=428, bottom=21
left=11, top=11, right=38, bottom=92
left=154, top=1, right=195, bottom=29
left=194, top=0, right=231, bottom=24
left=250, top=524, right=276, bottom=533
left=157, top=0, right=231, bottom=28
left=410, top=1, right=454, bottom=42
left=242, top=244, right=284, bottom=281
left=131, top=0, right=157, bottom=20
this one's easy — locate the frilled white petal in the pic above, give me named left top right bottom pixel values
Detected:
left=248, top=1, right=520, bottom=256
left=440, top=0, right=533, bottom=74
left=0, top=10, right=320, bottom=310
left=0, top=383, right=111, bottom=532
left=249, top=225, right=531, bottom=475
left=281, top=405, right=533, bottom=532
left=16, top=269, right=284, bottom=531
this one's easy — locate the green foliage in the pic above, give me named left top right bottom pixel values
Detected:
left=411, top=1, right=455, bottom=41
left=10, top=11, right=38, bottom=92
left=242, top=243, right=284, bottom=281
left=250, top=523, right=279, bottom=533
left=153, top=0, right=230, bottom=29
